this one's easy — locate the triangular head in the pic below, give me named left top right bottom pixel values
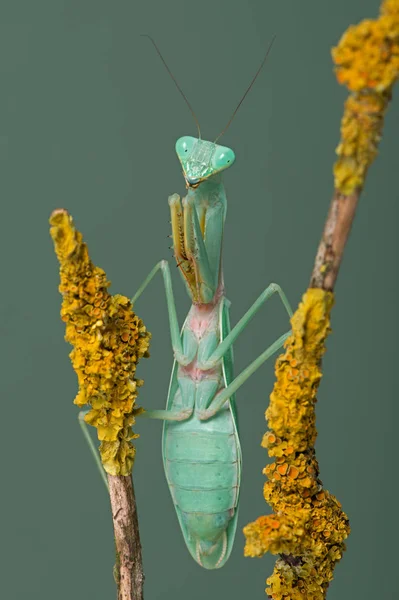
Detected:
left=175, top=136, right=235, bottom=188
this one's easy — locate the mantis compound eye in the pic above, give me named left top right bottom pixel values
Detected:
left=212, top=146, right=235, bottom=171
left=175, top=136, right=197, bottom=159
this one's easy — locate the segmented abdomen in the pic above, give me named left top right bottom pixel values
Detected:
left=164, top=405, right=239, bottom=514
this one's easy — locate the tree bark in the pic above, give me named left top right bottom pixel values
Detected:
left=108, top=474, right=144, bottom=600
left=310, top=189, right=360, bottom=291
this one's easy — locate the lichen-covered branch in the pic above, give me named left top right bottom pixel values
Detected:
left=244, top=290, right=349, bottom=599
left=312, top=0, right=399, bottom=290
left=244, top=1, right=399, bottom=598
left=50, top=209, right=149, bottom=600
left=49, top=209, right=150, bottom=476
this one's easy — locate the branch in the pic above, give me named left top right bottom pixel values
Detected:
left=310, top=189, right=360, bottom=291
left=311, top=89, right=392, bottom=291
left=244, top=1, right=399, bottom=598
left=108, top=475, right=144, bottom=600
left=50, top=209, right=150, bottom=600
left=311, top=0, right=399, bottom=290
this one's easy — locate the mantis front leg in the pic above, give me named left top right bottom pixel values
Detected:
left=170, top=190, right=223, bottom=303
left=181, top=190, right=224, bottom=303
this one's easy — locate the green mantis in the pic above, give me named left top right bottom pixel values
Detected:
left=80, top=38, right=293, bottom=570
left=131, top=132, right=292, bottom=568
left=129, top=37, right=293, bottom=569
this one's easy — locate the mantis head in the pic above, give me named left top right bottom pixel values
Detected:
left=176, top=137, right=235, bottom=188
left=145, top=34, right=275, bottom=190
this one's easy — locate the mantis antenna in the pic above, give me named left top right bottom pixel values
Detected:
left=213, top=35, right=276, bottom=144
left=142, top=34, right=202, bottom=139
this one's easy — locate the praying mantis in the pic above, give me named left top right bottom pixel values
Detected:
left=130, top=39, right=293, bottom=569
left=80, top=37, right=293, bottom=570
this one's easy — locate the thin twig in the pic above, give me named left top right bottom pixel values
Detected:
left=310, top=189, right=360, bottom=291
left=108, top=475, right=144, bottom=600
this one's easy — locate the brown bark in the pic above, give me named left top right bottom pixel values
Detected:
left=107, top=474, right=144, bottom=600
left=310, top=189, right=360, bottom=291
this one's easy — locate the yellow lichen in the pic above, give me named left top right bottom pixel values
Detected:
left=50, top=209, right=151, bottom=476
left=243, top=289, right=350, bottom=599
left=332, top=0, right=399, bottom=195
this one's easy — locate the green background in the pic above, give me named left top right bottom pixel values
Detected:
left=1, top=0, right=397, bottom=598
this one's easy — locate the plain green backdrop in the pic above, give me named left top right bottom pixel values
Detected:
left=0, top=0, right=398, bottom=598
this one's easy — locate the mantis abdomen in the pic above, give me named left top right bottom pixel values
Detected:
left=162, top=300, right=241, bottom=569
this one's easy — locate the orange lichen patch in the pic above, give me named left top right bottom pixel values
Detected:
left=244, top=289, right=350, bottom=599
left=263, top=462, right=276, bottom=477
left=50, top=209, right=151, bottom=476
left=277, top=463, right=289, bottom=476
left=332, top=0, right=399, bottom=194
left=287, top=466, right=299, bottom=480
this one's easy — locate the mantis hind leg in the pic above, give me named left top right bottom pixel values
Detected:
left=78, top=410, right=108, bottom=489
left=198, top=330, right=291, bottom=420
left=139, top=376, right=196, bottom=421
left=140, top=408, right=192, bottom=421
left=197, top=281, right=293, bottom=420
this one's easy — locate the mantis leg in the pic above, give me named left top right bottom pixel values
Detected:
left=131, top=259, right=196, bottom=366
left=140, top=408, right=193, bottom=421
left=198, top=330, right=291, bottom=420
left=132, top=260, right=199, bottom=419
left=198, top=283, right=293, bottom=369
left=140, top=375, right=197, bottom=421
left=169, top=191, right=225, bottom=303
left=182, top=190, right=220, bottom=303
left=78, top=410, right=109, bottom=489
